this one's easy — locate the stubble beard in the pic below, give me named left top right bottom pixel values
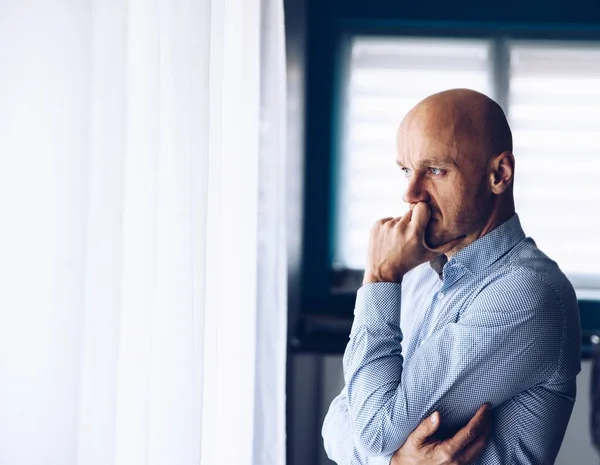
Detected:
left=425, top=197, right=492, bottom=250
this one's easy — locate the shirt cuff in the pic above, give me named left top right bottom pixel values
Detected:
left=351, top=282, right=402, bottom=332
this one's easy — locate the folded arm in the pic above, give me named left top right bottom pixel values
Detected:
left=322, top=387, right=496, bottom=465
left=343, top=271, right=563, bottom=457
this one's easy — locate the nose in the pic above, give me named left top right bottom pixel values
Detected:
left=403, top=174, right=429, bottom=204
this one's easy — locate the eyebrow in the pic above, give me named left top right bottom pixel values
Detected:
left=396, top=158, right=457, bottom=169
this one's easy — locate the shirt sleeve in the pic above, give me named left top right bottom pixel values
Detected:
left=322, top=386, right=392, bottom=465
left=343, top=272, right=564, bottom=457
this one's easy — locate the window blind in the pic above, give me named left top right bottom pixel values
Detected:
left=509, top=42, right=600, bottom=290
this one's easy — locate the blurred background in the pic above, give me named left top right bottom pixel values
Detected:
left=284, top=0, right=600, bottom=463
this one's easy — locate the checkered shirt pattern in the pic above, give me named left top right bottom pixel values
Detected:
left=322, top=214, right=581, bottom=465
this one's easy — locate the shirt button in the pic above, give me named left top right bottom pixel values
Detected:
left=437, top=291, right=444, bottom=299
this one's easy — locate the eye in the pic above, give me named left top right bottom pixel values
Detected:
left=429, top=167, right=443, bottom=176
left=401, top=167, right=411, bottom=178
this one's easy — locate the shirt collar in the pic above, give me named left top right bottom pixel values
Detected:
left=431, top=213, right=525, bottom=277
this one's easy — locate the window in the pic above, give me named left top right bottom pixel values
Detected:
left=334, top=36, right=600, bottom=295
left=509, top=42, right=600, bottom=291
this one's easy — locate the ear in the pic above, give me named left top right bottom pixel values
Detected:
left=489, top=151, right=514, bottom=194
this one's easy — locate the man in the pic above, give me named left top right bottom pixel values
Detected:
left=322, top=89, right=581, bottom=465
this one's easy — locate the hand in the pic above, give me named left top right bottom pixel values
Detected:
left=363, top=203, right=462, bottom=284
left=391, top=404, right=493, bottom=465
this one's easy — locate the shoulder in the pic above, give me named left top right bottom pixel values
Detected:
left=504, top=237, right=578, bottom=311
left=466, top=238, right=580, bottom=352
left=479, top=237, right=582, bottom=378
left=473, top=237, right=575, bottom=306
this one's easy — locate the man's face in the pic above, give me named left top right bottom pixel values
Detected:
left=396, top=113, right=494, bottom=249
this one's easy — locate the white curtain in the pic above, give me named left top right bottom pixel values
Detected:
left=0, top=0, right=287, bottom=464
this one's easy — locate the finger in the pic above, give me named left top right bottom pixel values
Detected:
left=372, top=217, right=395, bottom=234
left=375, top=217, right=395, bottom=226
left=408, top=411, right=441, bottom=446
left=397, top=208, right=412, bottom=224
left=445, top=404, right=491, bottom=452
left=409, top=202, right=430, bottom=232
left=454, top=430, right=490, bottom=464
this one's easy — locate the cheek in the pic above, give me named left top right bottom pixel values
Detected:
left=430, top=187, right=461, bottom=216
left=438, top=200, right=461, bottom=223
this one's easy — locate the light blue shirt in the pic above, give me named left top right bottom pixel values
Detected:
left=322, top=214, right=581, bottom=465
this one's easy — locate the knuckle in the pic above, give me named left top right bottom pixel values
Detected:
left=371, top=222, right=383, bottom=234
left=406, top=437, right=419, bottom=450
left=467, top=428, right=478, bottom=442
left=373, top=217, right=392, bottom=230
left=408, top=426, right=419, bottom=438
left=414, top=426, right=428, bottom=439
left=437, top=447, right=453, bottom=463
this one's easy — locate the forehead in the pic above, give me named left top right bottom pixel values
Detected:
left=395, top=114, right=461, bottom=168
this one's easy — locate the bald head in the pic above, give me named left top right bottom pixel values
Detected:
left=396, top=88, right=516, bottom=252
left=399, top=89, right=512, bottom=164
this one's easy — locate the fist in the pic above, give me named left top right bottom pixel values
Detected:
left=363, top=203, right=459, bottom=284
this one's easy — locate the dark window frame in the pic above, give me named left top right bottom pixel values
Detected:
left=296, top=18, right=600, bottom=356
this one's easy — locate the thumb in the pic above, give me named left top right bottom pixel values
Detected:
left=410, top=412, right=440, bottom=445
left=409, top=202, right=430, bottom=232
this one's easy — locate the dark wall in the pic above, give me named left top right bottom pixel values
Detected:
left=327, top=0, right=600, bottom=22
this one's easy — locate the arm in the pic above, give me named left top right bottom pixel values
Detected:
left=322, top=387, right=392, bottom=465
left=343, top=272, right=563, bottom=457
left=323, top=387, right=493, bottom=465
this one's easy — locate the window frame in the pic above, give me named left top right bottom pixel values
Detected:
left=296, top=19, right=600, bottom=355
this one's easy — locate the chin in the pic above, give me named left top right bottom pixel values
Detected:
left=425, top=226, right=454, bottom=249
left=425, top=231, right=444, bottom=249
left=426, top=238, right=445, bottom=249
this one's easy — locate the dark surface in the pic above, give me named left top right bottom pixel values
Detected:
left=292, top=299, right=600, bottom=358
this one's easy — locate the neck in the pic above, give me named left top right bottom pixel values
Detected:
left=446, top=197, right=515, bottom=258
left=478, top=198, right=515, bottom=239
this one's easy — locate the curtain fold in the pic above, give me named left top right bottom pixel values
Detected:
left=0, top=0, right=287, bottom=464
left=254, top=0, right=288, bottom=464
